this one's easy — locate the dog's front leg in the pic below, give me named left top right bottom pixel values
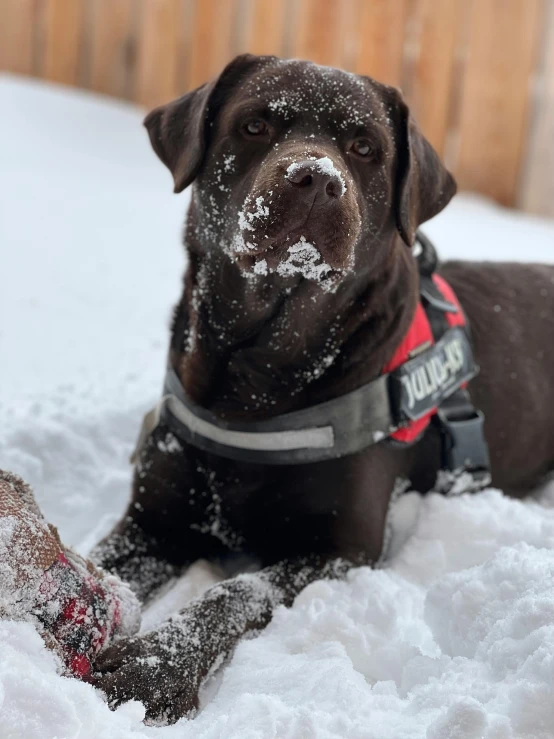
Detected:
left=90, top=516, right=181, bottom=605
left=93, top=554, right=355, bottom=724
left=90, top=423, right=226, bottom=604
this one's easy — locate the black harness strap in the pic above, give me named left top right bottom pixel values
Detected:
left=161, top=366, right=396, bottom=465
left=435, top=389, right=491, bottom=491
left=135, top=322, right=480, bottom=470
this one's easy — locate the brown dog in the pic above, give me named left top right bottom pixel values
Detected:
left=91, top=55, right=554, bottom=723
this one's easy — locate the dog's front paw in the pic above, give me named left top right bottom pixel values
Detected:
left=92, top=629, right=200, bottom=725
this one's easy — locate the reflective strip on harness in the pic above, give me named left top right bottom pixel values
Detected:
left=164, top=394, right=335, bottom=451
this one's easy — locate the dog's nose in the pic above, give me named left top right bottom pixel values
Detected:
left=286, top=159, right=345, bottom=200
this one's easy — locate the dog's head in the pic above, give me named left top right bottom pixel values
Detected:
left=145, top=55, right=456, bottom=291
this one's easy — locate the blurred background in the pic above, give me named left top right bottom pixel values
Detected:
left=1, top=0, right=553, bottom=217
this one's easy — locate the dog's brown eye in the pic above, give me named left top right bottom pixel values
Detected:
left=350, top=138, right=373, bottom=158
left=243, top=119, right=268, bottom=136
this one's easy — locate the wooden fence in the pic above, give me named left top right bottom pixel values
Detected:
left=1, top=0, right=553, bottom=216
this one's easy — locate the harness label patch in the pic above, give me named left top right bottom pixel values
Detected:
left=392, top=327, right=478, bottom=421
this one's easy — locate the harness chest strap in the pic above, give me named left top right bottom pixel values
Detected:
left=132, top=273, right=490, bottom=491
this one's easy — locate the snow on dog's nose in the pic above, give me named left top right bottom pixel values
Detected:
left=285, top=157, right=346, bottom=201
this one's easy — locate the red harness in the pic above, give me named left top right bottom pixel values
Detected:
left=383, top=274, right=467, bottom=444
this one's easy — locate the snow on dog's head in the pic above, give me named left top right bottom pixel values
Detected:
left=144, top=55, right=456, bottom=290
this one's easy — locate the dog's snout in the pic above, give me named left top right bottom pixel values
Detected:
left=285, top=158, right=345, bottom=200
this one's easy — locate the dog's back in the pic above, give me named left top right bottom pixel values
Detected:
left=442, top=261, right=554, bottom=493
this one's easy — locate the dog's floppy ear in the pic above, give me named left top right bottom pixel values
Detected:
left=144, top=54, right=270, bottom=193
left=390, top=90, right=457, bottom=246
left=144, top=81, right=214, bottom=193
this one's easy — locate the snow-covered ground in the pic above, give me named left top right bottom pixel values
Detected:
left=1, top=74, right=554, bottom=739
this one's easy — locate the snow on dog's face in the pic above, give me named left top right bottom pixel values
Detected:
left=145, top=55, right=456, bottom=291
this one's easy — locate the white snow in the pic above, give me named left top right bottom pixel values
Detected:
left=276, top=237, right=333, bottom=283
left=252, top=258, right=268, bottom=276
left=156, top=432, right=183, bottom=455
left=286, top=156, right=346, bottom=197
left=1, top=74, right=554, bottom=738
left=238, top=196, right=269, bottom=233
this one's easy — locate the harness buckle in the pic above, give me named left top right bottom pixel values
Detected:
left=436, top=390, right=491, bottom=493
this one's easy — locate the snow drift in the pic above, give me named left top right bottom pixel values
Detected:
left=1, top=75, right=554, bottom=739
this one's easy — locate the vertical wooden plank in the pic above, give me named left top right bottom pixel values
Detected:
left=89, top=0, right=136, bottom=100
left=454, top=0, right=543, bottom=206
left=187, top=0, right=240, bottom=89
left=0, top=0, right=36, bottom=75
left=439, top=0, right=474, bottom=170
left=42, top=0, right=85, bottom=86
left=186, top=0, right=216, bottom=88
left=291, top=0, right=348, bottom=68
left=242, top=0, right=287, bottom=57
left=208, top=0, right=240, bottom=74
left=520, top=0, right=554, bottom=216
left=353, top=0, right=409, bottom=87
left=173, top=0, right=195, bottom=96
left=403, top=0, right=461, bottom=155
left=338, top=0, right=367, bottom=72
left=135, top=0, right=181, bottom=107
